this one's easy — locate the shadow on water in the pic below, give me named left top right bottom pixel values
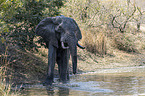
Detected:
left=17, top=66, right=145, bottom=96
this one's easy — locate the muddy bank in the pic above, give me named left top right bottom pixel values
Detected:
left=3, top=47, right=145, bottom=85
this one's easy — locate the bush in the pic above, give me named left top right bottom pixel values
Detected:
left=113, top=32, right=139, bottom=53
left=0, top=0, right=64, bottom=51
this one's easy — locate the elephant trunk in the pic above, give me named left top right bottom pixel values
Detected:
left=72, top=55, right=77, bottom=74
left=70, top=46, right=77, bottom=74
left=67, top=40, right=77, bottom=74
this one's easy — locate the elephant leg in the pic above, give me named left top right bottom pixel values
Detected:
left=45, top=43, right=56, bottom=85
left=66, top=50, right=70, bottom=81
left=56, top=48, right=69, bottom=83
left=56, top=49, right=62, bottom=81
left=61, top=49, right=70, bottom=83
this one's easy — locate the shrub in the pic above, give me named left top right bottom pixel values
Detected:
left=113, top=33, right=138, bottom=53
left=0, top=0, right=64, bottom=51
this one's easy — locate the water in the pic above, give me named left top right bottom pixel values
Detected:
left=18, top=66, right=145, bottom=96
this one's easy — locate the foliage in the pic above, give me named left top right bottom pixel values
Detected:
left=0, top=0, right=64, bottom=95
left=61, top=0, right=145, bottom=54
left=61, top=0, right=144, bottom=29
left=0, top=0, right=64, bottom=51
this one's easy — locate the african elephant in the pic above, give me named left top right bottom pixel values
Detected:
left=35, top=15, right=85, bottom=85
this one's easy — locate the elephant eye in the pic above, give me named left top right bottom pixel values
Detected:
left=56, top=25, right=64, bottom=32
left=59, top=26, right=63, bottom=30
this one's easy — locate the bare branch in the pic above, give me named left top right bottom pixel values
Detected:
left=111, top=3, right=136, bottom=33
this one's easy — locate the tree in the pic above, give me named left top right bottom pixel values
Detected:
left=0, top=0, right=64, bottom=51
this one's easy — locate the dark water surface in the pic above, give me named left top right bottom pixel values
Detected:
left=18, top=66, right=145, bottom=96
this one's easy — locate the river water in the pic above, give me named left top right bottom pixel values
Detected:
left=18, top=66, right=145, bottom=96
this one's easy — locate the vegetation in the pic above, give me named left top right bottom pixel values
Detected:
left=0, top=0, right=64, bottom=51
left=60, top=0, right=145, bottom=55
left=0, top=0, right=64, bottom=95
left=0, top=0, right=145, bottom=95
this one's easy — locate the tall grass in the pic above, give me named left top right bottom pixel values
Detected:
left=82, top=28, right=107, bottom=56
left=81, top=25, right=145, bottom=56
left=0, top=66, right=11, bottom=96
left=0, top=45, right=18, bottom=96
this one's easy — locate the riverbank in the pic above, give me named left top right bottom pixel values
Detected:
left=0, top=42, right=144, bottom=85
left=15, top=64, right=145, bottom=96
left=1, top=45, right=145, bottom=96
left=77, top=48, right=145, bottom=73
left=16, top=48, right=145, bottom=83
left=81, top=66, right=145, bottom=76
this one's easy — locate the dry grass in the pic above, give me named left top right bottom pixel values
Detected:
left=81, top=24, right=145, bottom=55
left=0, top=67, right=11, bottom=96
left=82, top=28, right=107, bottom=56
left=76, top=25, right=145, bottom=72
left=112, top=32, right=138, bottom=53
left=0, top=47, right=19, bottom=96
left=0, top=46, right=48, bottom=85
left=77, top=47, right=143, bottom=72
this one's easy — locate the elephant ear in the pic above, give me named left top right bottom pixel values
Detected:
left=72, top=19, right=82, bottom=41
left=35, top=17, right=60, bottom=48
left=35, top=17, right=53, bottom=37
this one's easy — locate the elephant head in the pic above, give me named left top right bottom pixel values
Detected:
left=35, top=15, right=84, bottom=74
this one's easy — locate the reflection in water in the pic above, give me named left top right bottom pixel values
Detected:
left=46, top=86, right=69, bottom=96
left=19, top=67, right=145, bottom=96
left=46, top=86, right=55, bottom=96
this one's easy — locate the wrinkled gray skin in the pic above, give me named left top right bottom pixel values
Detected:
left=35, top=16, right=85, bottom=85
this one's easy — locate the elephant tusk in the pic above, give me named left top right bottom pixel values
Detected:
left=77, top=43, right=85, bottom=49
left=61, top=42, right=69, bottom=49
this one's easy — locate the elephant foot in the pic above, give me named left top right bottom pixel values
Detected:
left=57, top=80, right=69, bottom=85
left=43, top=80, right=54, bottom=86
left=59, top=79, right=69, bottom=84
left=62, top=80, right=69, bottom=84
